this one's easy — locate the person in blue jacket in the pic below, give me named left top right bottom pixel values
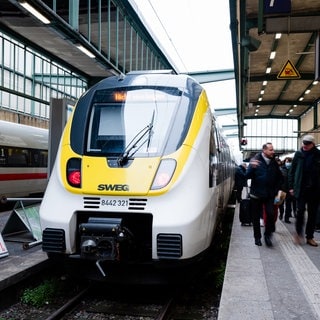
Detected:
left=245, top=142, right=283, bottom=247
left=288, top=134, right=320, bottom=247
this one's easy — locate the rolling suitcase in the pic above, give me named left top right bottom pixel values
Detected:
left=239, top=187, right=252, bottom=226
left=239, top=198, right=252, bottom=226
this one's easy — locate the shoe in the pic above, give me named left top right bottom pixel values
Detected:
left=285, top=220, right=291, bottom=224
left=264, top=235, right=273, bottom=247
left=307, top=238, right=318, bottom=247
left=293, top=234, right=303, bottom=245
left=255, top=239, right=262, bottom=246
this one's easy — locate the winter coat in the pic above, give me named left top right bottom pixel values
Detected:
left=245, top=153, right=283, bottom=199
left=288, top=146, right=320, bottom=198
left=280, top=165, right=290, bottom=193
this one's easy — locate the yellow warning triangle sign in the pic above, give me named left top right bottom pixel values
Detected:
left=277, top=60, right=301, bottom=79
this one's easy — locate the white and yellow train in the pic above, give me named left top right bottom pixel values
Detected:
left=40, top=71, right=235, bottom=280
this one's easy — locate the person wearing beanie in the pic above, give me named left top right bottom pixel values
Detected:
left=288, top=134, right=320, bottom=246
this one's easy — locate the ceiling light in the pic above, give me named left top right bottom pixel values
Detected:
left=266, top=67, right=271, bottom=74
left=270, top=51, right=276, bottom=59
left=289, top=109, right=293, bottom=113
left=299, top=97, right=304, bottom=101
left=258, top=97, right=262, bottom=101
left=293, top=104, right=297, bottom=107
left=255, top=109, right=259, bottom=112
left=262, top=81, right=267, bottom=86
left=305, top=89, right=311, bottom=94
left=296, top=51, right=315, bottom=55
left=260, top=90, right=265, bottom=94
left=275, top=33, right=282, bottom=39
left=20, top=1, right=50, bottom=24
left=313, top=81, right=318, bottom=85
left=76, top=44, right=95, bottom=58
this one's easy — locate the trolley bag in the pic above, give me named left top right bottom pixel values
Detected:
left=239, top=198, right=252, bottom=226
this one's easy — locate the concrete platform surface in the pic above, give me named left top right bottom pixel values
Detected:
left=0, top=209, right=48, bottom=291
left=218, top=203, right=320, bottom=320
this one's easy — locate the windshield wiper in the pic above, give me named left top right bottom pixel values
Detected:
left=117, top=122, right=154, bottom=167
left=146, top=110, right=155, bottom=151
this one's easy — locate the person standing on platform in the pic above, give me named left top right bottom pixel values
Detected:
left=245, top=142, right=283, bottom=247
left=276, top=158, right=285, bottom=220
left=235, top=163, right=247, bottom=202
left=279, top=157, right=296, bottom=222
left=288, top=134, right=320, bottom=246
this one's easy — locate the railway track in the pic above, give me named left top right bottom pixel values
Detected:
left=0, top=205, right=234, bottom=319
left=0, top=269, right=220, bottom=320
left=42, top=287, right=207, bottom=320
left=45, top=292, right=176, bottom=320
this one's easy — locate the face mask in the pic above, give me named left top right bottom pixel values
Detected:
left=285, top=163, right=291, bottom=169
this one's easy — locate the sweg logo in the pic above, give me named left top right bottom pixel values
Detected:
left=97, top=184, right=129, bottom=191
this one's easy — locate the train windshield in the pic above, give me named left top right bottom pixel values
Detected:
left=86, top=86, right=194, bottom=157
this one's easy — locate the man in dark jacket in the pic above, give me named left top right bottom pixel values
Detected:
left=245, top=142, right=283, bottom=247
left=288, top=134, right=320, bottom=247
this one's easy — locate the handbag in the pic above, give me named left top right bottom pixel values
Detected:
left=274, top=190, right=286, bottom=205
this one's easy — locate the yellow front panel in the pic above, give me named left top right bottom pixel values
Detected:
left=81, top=156, right=161, bottom=195
left=59, top=89, right=210, bottom=196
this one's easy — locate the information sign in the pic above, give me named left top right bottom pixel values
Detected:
left=2, top=202, right=42, bottom=243
left=264, top=0, right=291, bottom=14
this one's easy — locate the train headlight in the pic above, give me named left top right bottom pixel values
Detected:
left=67, top=158, right=81, bottom=188
left=151, top=159, right=176, bottom=190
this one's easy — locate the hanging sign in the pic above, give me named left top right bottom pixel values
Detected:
left=264, top=0, right=291, bottom=14
left=277, top=60, right=301, bottom=79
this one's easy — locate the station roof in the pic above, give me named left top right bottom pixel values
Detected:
left=230, top=0, right=320, bottom=139
left=0, top=0, right=176, bottom=84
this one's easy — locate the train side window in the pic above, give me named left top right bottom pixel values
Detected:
left=30, top=149, right=47, bottom=167
left=210, top=131, right=217, bottom=156
left=7, top=153, right=28, bottom=166
left=40, top=151, right=48, bottom=167
left=0, top=147, right=7, bottom=166
left=209, top=131, right=218, bottom=188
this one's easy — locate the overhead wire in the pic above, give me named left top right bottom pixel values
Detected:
left=147, top=0, right=189, bottom=72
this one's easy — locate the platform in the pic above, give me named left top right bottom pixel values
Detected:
left=0, top=209, right=48, bottom=292
left=218, top=202, right=320, bottom=320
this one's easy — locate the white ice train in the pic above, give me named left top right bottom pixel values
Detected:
left=0, top=120, right=48, bottom=202
left=39, top=71, right=235, bottom=280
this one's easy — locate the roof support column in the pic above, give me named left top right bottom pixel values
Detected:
left=69, top=0, right=79, bottom=30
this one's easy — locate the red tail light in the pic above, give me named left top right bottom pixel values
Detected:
left=66, top=158, right=81, bottom=188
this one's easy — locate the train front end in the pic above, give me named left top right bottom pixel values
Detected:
left=40, top=72, right=219, bottom=277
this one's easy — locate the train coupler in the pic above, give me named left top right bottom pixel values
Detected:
left=79, top=217, right=126, bottom=261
